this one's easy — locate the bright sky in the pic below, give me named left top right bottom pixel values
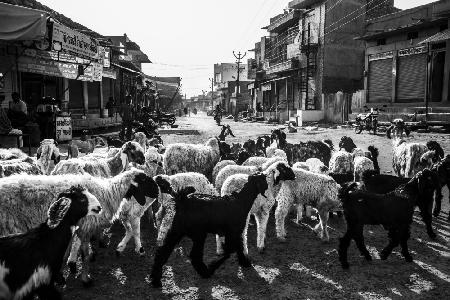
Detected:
left=38, top=0, right=435, bottom=97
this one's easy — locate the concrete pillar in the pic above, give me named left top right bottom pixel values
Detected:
left=82, top=81, right=88, bottom=115
left=391, top=52, right=398, bottom=104
left=62, top=78, right=70, bottom=112
left=441, top=39, right=450, bottom=102
left=364, top=54, right=369, bottom=106
left=99, top=80, right=104, bottom=109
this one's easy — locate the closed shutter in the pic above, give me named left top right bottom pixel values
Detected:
left=368, top=59, right=392, bottom=103
left=397, top=54, right=427, bottom=103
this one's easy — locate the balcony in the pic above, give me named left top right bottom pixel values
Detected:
left=265, top=58, right=299, bottom=75
left=267, top=10, right=301, bottom=33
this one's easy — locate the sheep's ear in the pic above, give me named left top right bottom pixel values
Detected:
left=47, top=197, right=72, bottom=229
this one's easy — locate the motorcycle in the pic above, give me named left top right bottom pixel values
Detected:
left=354, top=105, right=385, bottom=135
left=150, top=110, right=176, bottom=126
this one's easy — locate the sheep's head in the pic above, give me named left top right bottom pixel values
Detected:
left=125, top=172, right=159, bottom=206
left=243, top=139, right=256, bottom=154
left=48, top=185, right=102, bottom=228
left=134, top=132, right=147, bottom=147
left=230, top=143, right=242, bottom=155
left=93, top=136, right=107, bottom=148
left=339, top=136, right=356, bottom=153
left=154, top=175, right=174, bottom=195
left=272, top=162, right=295, bottom=185
left=426, top=141, right=444, bottom=162
left=206, top=137, right=220, bottom=149
left=219, top=141, right=232, bottom=157
left=248, top=172, right=269, bottom=198
left=236, top=150, right=251, bottom=165
left=122, top=141, right=145, bottom=166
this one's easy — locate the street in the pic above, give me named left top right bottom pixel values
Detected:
left=63, top=113, right=450, bottom=300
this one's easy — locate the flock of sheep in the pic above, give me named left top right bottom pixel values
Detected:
left=0, top=124, right=449, bottom=299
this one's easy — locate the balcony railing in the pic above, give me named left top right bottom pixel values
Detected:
left=267, top=10, right=301, bottom=33
left=265, top=58, right=299, bottom=75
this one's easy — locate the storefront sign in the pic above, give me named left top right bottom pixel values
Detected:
left=398, top=45, right=427, bottom=57
left=262, top=83, right=272, bottom=91
left=368, top=51, right=394, bottom=61
left=18, top=56, right=102, bottom=82
left=102, top=68, right=117, bottom=79
left=23, top=48, right=90, bottom=64
left=51, top=22, right=99, bottom=59
left=55, top=116, right=72, bottom=142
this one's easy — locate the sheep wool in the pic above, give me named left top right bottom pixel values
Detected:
left=36, top=139, right=60, bottom=175
left=329, top=150, right=354, bottom=174
left=292, top=162, right=310, bottom=171
left=353, top=156, right=374, bottom=182
left=215, top=165, right=261, bottom=193
left=212, top=160, right=236, bottom=184
left=392, top=138, right=429, bottom=178
left=0, top=157, right=42, bottom=178
left=275, top=167, right=341, bottom=241
left=305, top=158, right=328, bottom=174
left=0, top=148, right=28, bottom=161
left=163, top=137, right=220, bottom=180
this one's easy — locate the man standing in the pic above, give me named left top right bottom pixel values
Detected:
left=8, top=92, right=28, bottom=128
left=120, top=95, right=134, bottom=140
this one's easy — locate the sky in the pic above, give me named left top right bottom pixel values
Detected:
left=37, top=0, right=435, bottom=97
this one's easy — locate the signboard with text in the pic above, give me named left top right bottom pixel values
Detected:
left=52, top=22, right=99, bottom=60
left=18, top=56, right=103, bottom=82
left=55, top=116, right=72, bottom=142
left=398, top=46, right=427, bottom=57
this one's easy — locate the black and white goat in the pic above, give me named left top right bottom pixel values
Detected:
left=150, top=172, right=268, bottom=288
left=337, top=169, right=438, bottom=269
left=0, top=186, right=101, bottom=300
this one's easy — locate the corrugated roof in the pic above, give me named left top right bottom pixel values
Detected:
left=0, top=0, right=104, bottom=39
left=419, top=28, right=450, bottom=44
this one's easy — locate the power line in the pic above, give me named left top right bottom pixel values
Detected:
left=324, top=0, right=379, bottom=31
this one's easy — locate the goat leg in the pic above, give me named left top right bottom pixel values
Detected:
left=338, top=231, right=352, bottom=269
left=80, top=240, right=93, bottom=287
left=400, top=232, right=413, bottom=263
left=236, top=236, right=252, bottom=268
left=189, top=235, right=210, bottom=278
left=150, top=231, right=183, bottom=288
left=433, top=190, right=443, bottom=217
left=380, top=229, right=399, bottom=261
left=420, top=203, right=437, bottom=239
left=353, top=227, right=372, bottom=261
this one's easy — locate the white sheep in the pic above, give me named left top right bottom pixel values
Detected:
left=0, top=148, right=28, bottom=160
left=292, top=162, right=310, bottom=171
left=215, top=165, right=261, bottom=193
left=0, top=157, right=42, bottom=177
left=305, top=157, right=328, bottom=174
left=212, top=160, right=236, bottom=184
left=0, top=168, right=158, bottom=286
left=219, top=161, right=295, bottom=255
left=152, top=172, right=218, bottom=247
left=353, top=156, right=374, bottom=182
left=163, top=137, right=221, bottom=180
left=36, top=139, right=61, bottom=174
left=328, top=150, right=354, bottom=174
left=51, top=141, right=145, bottom=178
left=275, top=168, right=341, bottom=242
left=266, top=146, right=288, bottom=161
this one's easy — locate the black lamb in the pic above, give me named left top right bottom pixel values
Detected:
left=360, top=168, right=440, bottom=238
left=337, top=169, right=438, bottom=269
left=0, top=186, right=102, bottom=300
left=430, top=155, right=450, bottom=220
left=150, top=172, right=269, bottom=288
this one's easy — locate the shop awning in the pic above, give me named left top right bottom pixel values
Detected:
left=419, top=29, right=450, bottom=44
left=0, top=2, right=49, bottom=41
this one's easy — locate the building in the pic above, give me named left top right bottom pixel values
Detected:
left=0, top=0, right=152, bottom=138
left=145, top=76, right=181, bottom=111
left=357, top=0, right=450, bottom=122
left=214, top=63, right=251, bottom=115
left=247, top=0, right=397, bottom=124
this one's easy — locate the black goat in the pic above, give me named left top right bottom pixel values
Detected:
left=339, top=136, right=357, bottom=153
left=426, top=141, right=445, bottom=163
left=430, top=155, right=450, bottom=220
left=337, top=169, right=438, bottom=269
left=0, top=186, right=102, bottom=300
left=105, top=136, right=125, bottom=148
left=150, top=172, right=268, bottom=288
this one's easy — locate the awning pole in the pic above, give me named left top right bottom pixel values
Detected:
left=425, top=42, right=430, bottom=125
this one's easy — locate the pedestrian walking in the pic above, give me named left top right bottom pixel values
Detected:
left=120, top=95, right=134, bottom=140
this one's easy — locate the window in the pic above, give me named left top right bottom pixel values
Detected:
left=376, top=38, right=386, bottom=46
left=407, top=31, right=419, bottom=40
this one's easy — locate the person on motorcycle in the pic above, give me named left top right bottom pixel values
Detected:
left=214, top=104, right=222, bottom=125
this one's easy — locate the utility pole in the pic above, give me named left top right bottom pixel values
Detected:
left=209, top=77, right=214, bottom=111
left=233, top=51, right=247, bottom=119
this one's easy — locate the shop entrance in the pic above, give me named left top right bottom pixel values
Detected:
left=430, top=51, right=446, bottom=102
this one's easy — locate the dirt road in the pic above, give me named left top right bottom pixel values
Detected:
left=64, top=112, right=450, bottom=300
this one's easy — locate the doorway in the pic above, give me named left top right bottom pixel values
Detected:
left=430, top=51, right=445, bottom=102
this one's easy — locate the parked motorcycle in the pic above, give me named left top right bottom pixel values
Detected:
left=150, top=110, right=176, bottom=126
left=354, top=105, right=386, bottom=135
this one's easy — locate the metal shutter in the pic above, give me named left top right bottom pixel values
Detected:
left=368, top=59, right=392, bottom=103
left=397, top=54, right=427, bottom=103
